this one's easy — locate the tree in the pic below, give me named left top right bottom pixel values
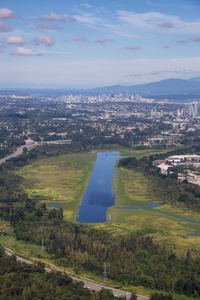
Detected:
left=23, top=147, right=28, bottom=154
left=150, top=293, right=173, bottom=300
left=130, top=293, right=138, bottom=299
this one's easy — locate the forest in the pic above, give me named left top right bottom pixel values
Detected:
left=0, top=247, right=125, bottom=300
left=0, top=249, right=173, bottom=299
left=0, top=145, right=200, bottom=298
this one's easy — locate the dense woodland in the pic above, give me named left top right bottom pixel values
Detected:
left=0, top=248, right=127, bottom=300
left=0, top=250, right=173, bottom=300
left=0, top=145, right=200, bottom=298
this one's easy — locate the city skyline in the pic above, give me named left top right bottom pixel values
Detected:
left=0, top=0, right=200, bottom=89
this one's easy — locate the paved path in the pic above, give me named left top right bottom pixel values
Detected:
left=4, top=248, right=149, bottom=300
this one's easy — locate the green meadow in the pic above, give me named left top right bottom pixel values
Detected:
left=106, top=166, right=200, bottom=257
left=17, top=149, right=200, bottom=256
left=18, top=153, right=97, bottom=221
left=118, top=145, right=183, bottom=158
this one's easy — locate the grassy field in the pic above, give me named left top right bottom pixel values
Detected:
left=118, top=145, right=183, bottom=158
left=0, top=220, right=45, bottom=258
left=18, top=153, right=96, bottom=221
left=17, top=149, right=200, bottom=256
left=105, top=166, right=200, bottom=257
left=1, top=148, right=200, bottom=299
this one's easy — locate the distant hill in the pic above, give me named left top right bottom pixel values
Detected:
left=188, top=76, right=200, bottom=83
left=89, top=77, right=200, bottom=95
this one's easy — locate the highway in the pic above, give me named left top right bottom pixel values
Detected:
left=0, top=140, right=71, bottom=165
left=4, top=248, right=149, bottom=300
left=0, top=142, right=38, bottom=165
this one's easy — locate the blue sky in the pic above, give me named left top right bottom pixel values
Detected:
left=0, top=0, right=200, bottom=89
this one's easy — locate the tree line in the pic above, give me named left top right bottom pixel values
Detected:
left=0, top=193, right=197, bottom=298
left=0, top=247, right=128, bottom=300
left=1, top=145, right=199, bottom=298
left=118, top=149, right=200, bottom=211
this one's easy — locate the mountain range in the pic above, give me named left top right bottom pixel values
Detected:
left=89, top=77, right=200, bottom=96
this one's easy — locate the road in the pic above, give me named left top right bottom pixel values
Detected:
left=4, top=248, right=149, bottom=300
left=0, top=142, right=38, bottom=165
left=0, top=140, right=71, bottom=165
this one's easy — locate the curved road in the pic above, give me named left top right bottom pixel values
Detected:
left=0, top=142, right=38, bottom=165
left=4, top=248, right=148, bottom=300
left=0, top=140, right=71, bottom=165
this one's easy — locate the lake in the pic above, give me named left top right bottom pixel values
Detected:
left=76, top=151, right=119, bottom=223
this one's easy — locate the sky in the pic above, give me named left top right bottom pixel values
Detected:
left=0, top=0, right=200, bottom=89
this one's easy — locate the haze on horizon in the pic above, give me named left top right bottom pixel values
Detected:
left=0, top=0, right=200, bottom=89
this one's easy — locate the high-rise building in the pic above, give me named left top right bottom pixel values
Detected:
left=151, top=109, right=156, bottom=117
left=186, top=101, right=198, bottom=117
left=192, top=101, right=198, bottom=117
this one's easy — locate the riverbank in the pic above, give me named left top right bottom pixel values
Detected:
left=18, top=153, right=96, bottom=221
left=106, top=167, right=200, bottom=257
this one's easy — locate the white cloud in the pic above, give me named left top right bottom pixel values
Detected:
left=107, top=10, right=200, bottom=38
left=42, top=50, right=69, bottom=55
left=145, top=0, right=200, bottom=9
left=74, top=12, right=102, bottom=25
left=11, top=47, right=43, bottom=56
left=32, top=23, right=63, bottom=30
left=81, top=3, right=92, bottom=8
left=129, top=69, right=199, bottom=77
left=125, top=45, right=141, bottom=50
left=38, top=12, right=76, bottom=22
left=0, top=8, right=15, bottom=19
left=31, top=36, right=55, bottom=47
left=191, top=35, right=200, bottom=42
left=2, top=36, right=26, bottom=45
left=95, top=39, right=106, bottom=43
left=176, top=40, right=188, bottom=44
left=0, top=21, right=12, bottom=32
left=73, top=35, right=87, bottom=41
left=157, top=22, right=174, bottom=28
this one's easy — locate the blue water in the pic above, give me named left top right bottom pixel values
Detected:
left=116, top=203, right=163, bottom=208
left=116, top=207, right=200, bottom=224
left=76, top=151, right=119, bottom=223
left=50, top=204, right=62, bottom=208
left=116, top=207, right=139, bottom=210
left=134, top=203, right=163, bottom=208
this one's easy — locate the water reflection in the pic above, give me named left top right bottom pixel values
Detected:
left=76, top=151, right=119, bottom=223
left=88, top=191, right=115, bottom=207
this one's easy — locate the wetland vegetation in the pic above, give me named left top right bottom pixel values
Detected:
left=18, top=153, right=96, bottom=221
left=1, top=144, right=200, bottom=299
